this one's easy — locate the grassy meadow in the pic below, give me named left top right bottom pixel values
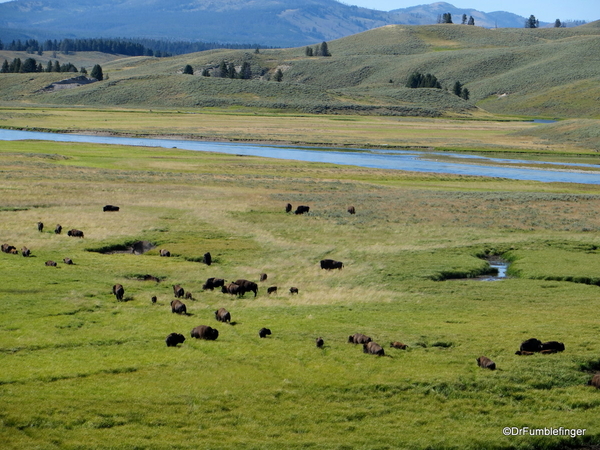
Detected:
left=1, top=135, right=600, bottom=449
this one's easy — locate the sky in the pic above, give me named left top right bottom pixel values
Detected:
left=344, top=0, right=599, bottom=23
left=0, top=0, right=597, bottom=23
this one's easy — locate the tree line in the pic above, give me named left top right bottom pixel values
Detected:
left=1, top=57, right=104, bottom=80
left=437, top=13, right=475, bottom=25
left=406, top=72, right=469, bottom=100
left=182, top=59, right=283, bottom=82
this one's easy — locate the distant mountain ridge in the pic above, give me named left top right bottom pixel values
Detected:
left=0, top=0, right=553, bottom=47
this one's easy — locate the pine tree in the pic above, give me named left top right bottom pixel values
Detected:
left=53, top=60, right=60, bottom=72
left=182, top=64, right=194, bottom=75
left=461, top=14, right=467, bottom=25
left=201, top=68, right=210, bottom=77
left=227, top=62, right=237, bottom=79
left=90, top=64, right=103, bottom=80
left=305, top=46, right=313, bottom=57
left=1, top=59, right=9, bottom=73
left=554, top=19, right=562, bottom=28
left=240, top=61, right=252, bottom=80
left=46, top=60, right=53, bottom=72
left=453, top=81, right=463, bottom=97
left=468, top=16, right=475, bottom=26
left=218, top=60, right=228, bottom=78
left=320, top=41, right=330, bottom=57
left=525, top=15, right=538, bottom=28
left=461, top=88, right=470, bottom=101
left=21, top=57, right=38, bottom=73
left=442, top=13, right=453, bottom=24
left=273, top=68, right=283, bottom=82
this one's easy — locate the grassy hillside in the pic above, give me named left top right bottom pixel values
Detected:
left=2, top=23, right=600, bottom=118
left=2, top=139, right=600, bottom=449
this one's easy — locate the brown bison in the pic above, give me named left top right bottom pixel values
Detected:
left=151, top=296, right=157, bottom=304
left=267, top=286, right=278, bottom=295
left=294, top=205, right=310, bottom=215
left=21, top=247, right=30, bottom=257
left=289, top=287, right=298, bottom=294
left=259, top=328, right=272, bottom=338
left=215, top=307, right=231, bottom=323
left=142, top=274, right=160, bottom=282
left=159, top=249, right=171, bottom=257
left=348, top=333, right=372, bottom=344
left=45, top=260, right=57, bottom=267
left=63, top=257, right=73, bottom=265
left=222, top=283, right=242, bottom=296
left=320, top=259, right=343, bottom=270
left=171, top=300, right=187, bottom=314
left=185, top=292, right=194, bottom=301
left=203, top=252, right=212, bottom=266
left=348, top=206, right=356, bottom=215
left=203, top=277, right=225, bottom=290
left=541, top=341, right=565, bottom=352
left=165, top=333, right=185, bottom=347
left=477, top=356, right=496, bottom=370
left=55, top=224, right=62, bottom=234
left=363, top=341, right=385, bottom=356
left=112, top=284, right=124, bottom=301
left=390, top=341, right=408, bottom=350
left=589, top=373, right=600, bottom=389
left=285, top=203, right=292, bottom=213
left=103, top=205, right=120, bottom=212
left=1, top=244, right=16, bottom=253
left=316, top=337, right=324, bottom=348
left=173, top=285, right=184, bottom=298
left=37, top=222, right=43, bottom=232
left=260, top=273, right=268, bottom=282
left=520, top=338, right=542, bottom=353
left=67, top=229, right=84, bottom=238
left=234, top=279, right=258, bottom=297
left=190, top=325, right=219, bottom=340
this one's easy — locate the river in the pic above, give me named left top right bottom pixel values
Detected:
left=2, top=129, right=600, bottom=185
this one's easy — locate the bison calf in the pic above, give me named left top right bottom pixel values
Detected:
left=289, top=287, right=298, bottom=295
left=165, top=333, right=185, bottom=347
left=260, top=273, right=267, bottom=282
left=316, top=337, right=324, bottom=348
left=45, top=260, right=57, bottom=267
left=151, top=296, right=157, bottom=304
left=171, top=300, right=187, bottom=315
left=160, top=249, right=171, bottom=257
left=267, top=286, right=278, bottom=295
left=112, top=284, right=124, bottom=301
left=37, top=222, right=44, bottom=232
left=390, top=341, right=408, bottom=350
left=348, top=206, right=356, bottom=215
left=191, top=325, right=219, bottom=340
left=363, top=342, right=385, bottom=356
left=259, top=328, right=272, bottom=338
left=477, top=356, right=496, bottom=370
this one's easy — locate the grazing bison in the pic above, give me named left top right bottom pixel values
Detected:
left=165, top=333, right=185, bottom=347
left=67, top=229, right=84, bottom=238
left=234, top=279, right=258, bottom=297
left=215, top=307, right=231, bottom=323
left=589, top=373, right=600, bottom=389
left=520, top=338, right=543, bottom=353
left=477, top=356, right=496, bottom=370
left=222, top=283, right=241, bottom=296
left=515, top=350, right=535, bottom=356
left=294, top=205, right=310, bottom=215
left=363, top=341, right=385, bottom=356
left=142, top=274, right=160, bottom=282
left=541, top=341, right=565, bottom=352
left=172, top=285, right=184, bottom=298
left=171, top=300, right=187, bottom=315
left=203, top=277, right=225, bottom=290
left=63, top=257, right=73, bottom=265
left=259, top=328, right=272, bottom=338
left=267, top=286, right=278, bottom=295
left=185, top=292, right=194, bottom=301
left=390, top=341, right=408, bottom=350
left=316, top=337, right=324, bottom=348
left=348, top=206, right=356, bottom=215
left=260, top=273, right=267, bottom=282
left=151, top=296, right=157, bottom=304
left=320, top=259, right=343, bottom=270
left=289, top=287, right=298, bottom=294
left=112, top=284, right=124, bottom=301
left=203, top=252, right=212, bottom=266
left=285, top=203, right=292, bottom=213
left=103, top=205, right=120, bottom=212
left=348, top=333, right=372, bottom=345
left=159, top=249, right=170, bottom=257
left=37, top=222, right=44, bottom=232
left=191, top=325, right=219, bottom=340
left=55, top=224, right=62, bottom=234
left=45, top=260, right=57, bottom=267
left=21, top=247, right=30, bottom=257
left=2, top=244, right=16, bottom=253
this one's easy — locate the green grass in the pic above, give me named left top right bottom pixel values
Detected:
left=1, top=137, right=600, bottom=449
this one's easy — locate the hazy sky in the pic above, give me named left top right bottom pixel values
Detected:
left=0, top=0, right=596, bottom=23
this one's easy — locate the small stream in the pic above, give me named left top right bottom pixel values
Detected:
left=480, top=257, right=510, bottom=281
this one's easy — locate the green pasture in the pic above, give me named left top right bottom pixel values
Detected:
left=1, top=138, right=600, bottom=449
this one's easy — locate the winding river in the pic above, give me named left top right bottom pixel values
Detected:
left=2, top=129, right=600, bottom=185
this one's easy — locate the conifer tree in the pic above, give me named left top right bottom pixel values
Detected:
left=90, top=64, right=103, bottom=80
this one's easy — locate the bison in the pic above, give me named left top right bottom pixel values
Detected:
left=142, top=274, right=160, bottom=282
left=267, top=286, right=278, bottom=295
left=21, top=247, right=30, bottom=257
left=541, top=341, right=565, bottom=352
left=234, top=279, right=258, bottom=297
left=515, top=350, right=535, bottom=356
left=289, top=287, right=298, bottom=294
left=190, top=325, right=219, bottom=340
left=477, top=356, right=496, bottom=370
left=320, top=259, right=343, bottom=270
left=2, top=244, right=16, bottom=253
left=45, top=260, right=57, bottom=267
left=159, top=249, right=171, bottom=257
left=520, top=338, right=542, bottom=353
left=172, top=285, right=184, bottom=298
left=348, top=206, right=356, bottom=215
left=348, top=333, right=372, bottom=344
left=112, top=284, right=124, bottom=301
left=294, top=205, right=310, bottom=215
left=316, top=337, right=324, bottom=348
left=37, top=222, right=43, bottom=232
left=165, top=333, right=185, bottom=347
left=260, top=273, right=267, bottom=282
left=63, top=257, right=73, bottom=265
left=67, top=229, right=84, bottom=238
left=215, top=307, right=231, bottom=323
left=203, top=277, right=225, bottom=290
left=222, top=283, right=241, bottom=296
left=589, top=373, right=600, bottom=389
left=151, top=296, right=157, bottom=304
left=390, top=341, right=408, bottom=350
left=55, top=224, right=62, bottom=234
left=171, top=299, right=187, bottom=314
left=259, top=328, right=272, bottom=338
left=203, top=252, right=212, bottom=266
left=103, top=205, right=120, bottom=212
left=185, top=292, right=194, bottom=301
left=363, top=341, right=385, bottom=356
left=285, top=203, right=292, bottom=213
